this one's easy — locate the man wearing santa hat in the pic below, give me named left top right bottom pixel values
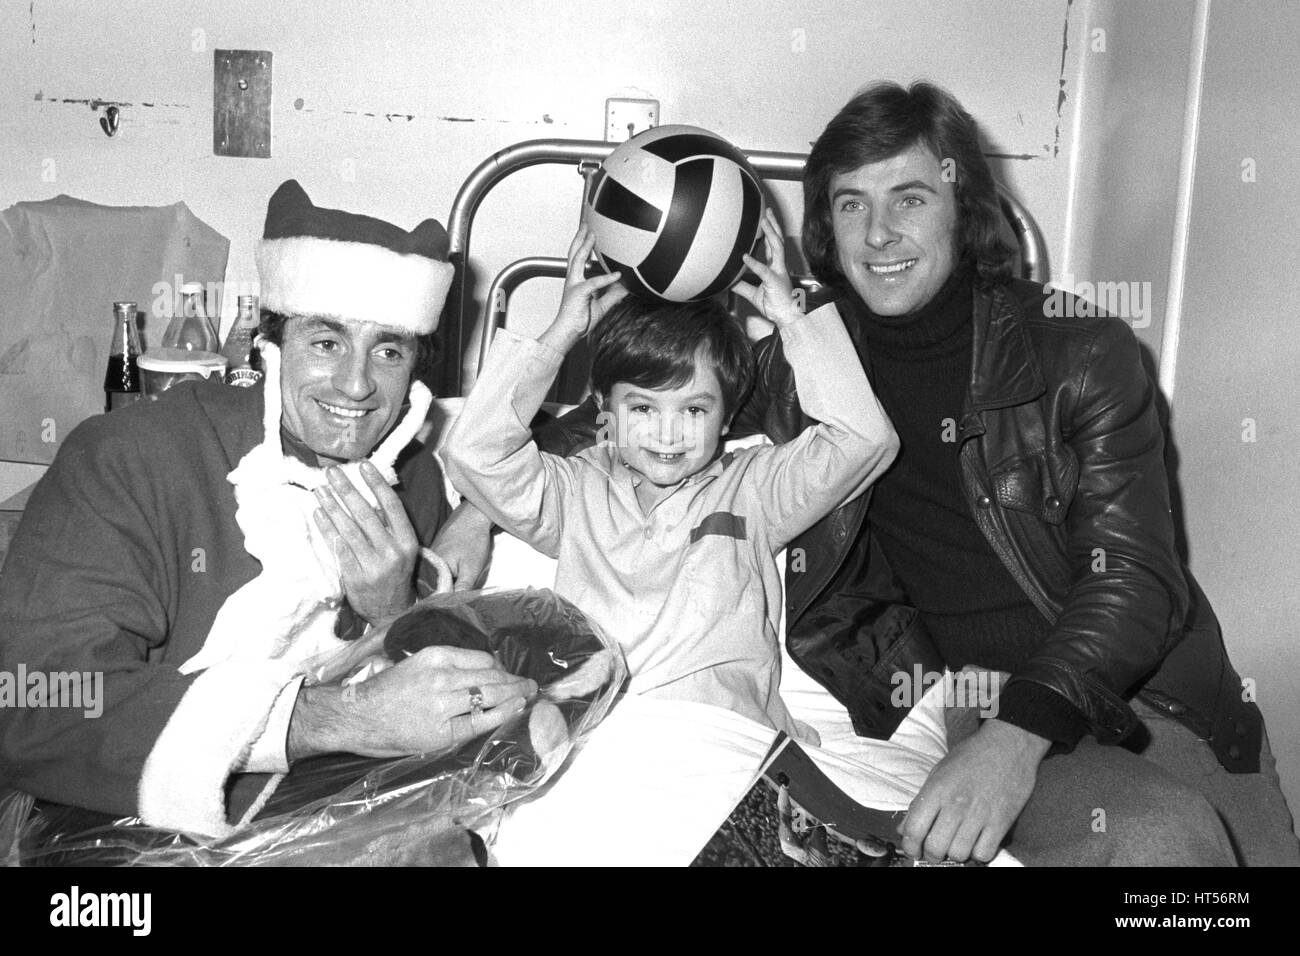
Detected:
left=0, top=180, right=535, bottom=842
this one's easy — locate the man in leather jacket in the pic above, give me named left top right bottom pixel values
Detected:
left=440, top=82, right=1297, bottom=865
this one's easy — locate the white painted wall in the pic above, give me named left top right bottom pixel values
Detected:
left=1059, top=0, right=1197, bottom=361
left=2, top=0, right=1077, bottom=352
left=1167, top=0, right=1300, bottom=817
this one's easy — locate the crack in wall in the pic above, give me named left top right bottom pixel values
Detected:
left=34, top=94, right=190, bottom=110
left=34, top=93, right=549, bottom=126
left=1053, top=0, right=1074, bottom=158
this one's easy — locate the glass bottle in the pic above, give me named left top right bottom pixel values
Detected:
left=103, top=301, right=142, bottom=412
left=221, top=294, right=263, bottom=387
left=161, top=281, right=218, bottom=352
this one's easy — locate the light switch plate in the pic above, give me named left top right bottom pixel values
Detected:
left=605, top=98, right=659, bottom=142
left=214, top=49, right=272, bottom=158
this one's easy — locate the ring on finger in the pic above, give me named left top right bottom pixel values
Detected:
left=468, top=685, right=485, bottom=715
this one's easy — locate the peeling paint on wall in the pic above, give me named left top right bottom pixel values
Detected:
left=337, top=109, right=555, bottom=125
left=35, top=95, right=190, bottom=110
left=1053, top=0, right=1075, bottom=159
left=34, top=89, right=557, bottom=128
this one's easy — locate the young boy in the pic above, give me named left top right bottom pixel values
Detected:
left=444, top=211, right=897, bottom=738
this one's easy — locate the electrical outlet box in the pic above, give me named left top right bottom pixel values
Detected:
left=214, top=50, right=273, bottom=158
left=605, top=98, right=659, bottom=142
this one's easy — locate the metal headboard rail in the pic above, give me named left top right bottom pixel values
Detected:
left=476, top=261, right=827, bottom=380
left=446, top=137, right=1046, bottom=395
left=477, top=256, right=567, bottom=375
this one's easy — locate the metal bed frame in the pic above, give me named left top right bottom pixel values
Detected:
left=441, top=137, right=1048, bottom=397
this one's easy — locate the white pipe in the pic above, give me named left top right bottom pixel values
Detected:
left=1160, top=0, right=1212, bottom=402
left=1059, top=0, right=1097, bottom=284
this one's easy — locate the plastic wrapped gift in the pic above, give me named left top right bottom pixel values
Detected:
left=6, top=587, right=624, bottom=866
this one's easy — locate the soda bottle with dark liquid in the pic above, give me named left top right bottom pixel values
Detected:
left=103, top=301, right=142, bottom=412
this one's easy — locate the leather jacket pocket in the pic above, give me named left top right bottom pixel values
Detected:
left=788, top=600, right=946, bottom=740
left=990, top=452, right=1077, bottom=526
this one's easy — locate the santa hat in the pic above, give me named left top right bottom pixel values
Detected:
left=255, top=179, right=454, bottom=334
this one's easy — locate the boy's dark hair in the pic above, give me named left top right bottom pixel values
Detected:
left=803, top=80, right=1015, bottom=285
left=259, top=309, right=438, bottom=381
left=589, top=294, right=754, bottom=419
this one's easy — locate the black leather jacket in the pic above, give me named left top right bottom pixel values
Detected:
left=541, top=278, right=1261, bottom=772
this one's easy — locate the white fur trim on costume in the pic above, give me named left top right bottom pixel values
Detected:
left=139, top=659, right=301, bottom=838
left=234, top=772, right=286, bottom=830
left=177, top=341, right=432, bottom=676
left=257, top=236, right=453, bottom=334
left=151, top=337, right=436, bottom=836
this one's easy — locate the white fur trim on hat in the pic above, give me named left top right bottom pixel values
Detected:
left=257, top=236, right=453, bottom=334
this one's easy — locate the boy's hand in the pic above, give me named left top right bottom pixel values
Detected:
left=429, top=500, right=494, bottom=591
left=733, top=208, right=804, bottom=329
left=542, top=223, right=627, bottom=352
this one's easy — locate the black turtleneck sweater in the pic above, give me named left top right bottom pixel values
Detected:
left=842, top=264, right=1086, bottom=747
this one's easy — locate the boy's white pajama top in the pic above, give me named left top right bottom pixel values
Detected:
left=445, top=304, right=894, bottom=737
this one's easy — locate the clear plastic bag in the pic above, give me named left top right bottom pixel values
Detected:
left=12, top=587, right=625, bottom=866
left=0, top=788, right=35, bottom=867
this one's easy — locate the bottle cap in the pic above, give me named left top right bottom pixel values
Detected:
left=180, top=281, right=206, bottom=295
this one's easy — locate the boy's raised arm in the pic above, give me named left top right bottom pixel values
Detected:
left=442, top=226, right=624, bottom=557
left=732, top=210, right=898, bottom=549
left=442, top=328, right=567, bottom=556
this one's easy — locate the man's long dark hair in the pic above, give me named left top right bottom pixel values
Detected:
left=802, top=80, right=1015, bottom=285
